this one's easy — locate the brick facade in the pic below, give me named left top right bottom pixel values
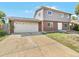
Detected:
left=38, top=21, right=70, bottom=32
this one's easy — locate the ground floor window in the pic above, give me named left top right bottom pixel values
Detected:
left=47, top=22, right=53, bottom=27
left=63, top=23, right=68, bottom=27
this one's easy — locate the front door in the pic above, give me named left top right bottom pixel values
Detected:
left=58, top=23, right=62, bottom=30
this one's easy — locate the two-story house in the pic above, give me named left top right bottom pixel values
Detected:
left=34, top=6, right=71, bottom=32
left=8, top=6, right=71, bottom=33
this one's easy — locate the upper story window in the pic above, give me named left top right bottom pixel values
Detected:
left=60, top=14, right=64, bottom=18
left=56, top=14, right=64, bottom=19
left=48, top=11, right=53, bottom=15
left=66, top=14, right=70, bottom=19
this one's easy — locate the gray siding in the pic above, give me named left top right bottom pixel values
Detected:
left=43, top=9, right=71, bottom=22
left=34, top=9, right=44, bottom=20
left=34, top=8, right=71, bottom=22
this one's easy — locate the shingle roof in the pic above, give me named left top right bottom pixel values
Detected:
left=8, top=17, right=41, bottom=22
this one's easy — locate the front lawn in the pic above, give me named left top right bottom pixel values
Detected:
left=47, top=33, right=79, bottom=53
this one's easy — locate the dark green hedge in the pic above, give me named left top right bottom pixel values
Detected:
left=0, top=30, right=7, bottom=37
left=73, top=24, right=79, bottom=31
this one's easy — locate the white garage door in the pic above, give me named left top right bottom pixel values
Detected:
left=14, top=22, right=38, bottom=33
left=58, top=23, right=62, bottom=30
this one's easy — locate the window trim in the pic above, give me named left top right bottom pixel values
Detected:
left=47, top=11, right=53, bottom=15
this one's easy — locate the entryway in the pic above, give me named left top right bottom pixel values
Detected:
left=58, top=23, right=62, bottom=30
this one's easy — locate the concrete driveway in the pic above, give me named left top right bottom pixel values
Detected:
left=0, top=34, right=79, bottom=57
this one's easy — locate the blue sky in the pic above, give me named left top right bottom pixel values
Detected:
left=0, top=2, right=78, bottom=18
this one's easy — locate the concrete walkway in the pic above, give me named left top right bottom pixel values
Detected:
left=0, top=34, right=79, bottom=57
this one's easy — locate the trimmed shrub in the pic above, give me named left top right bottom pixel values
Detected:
left=0, top=30, right=7, bottom=37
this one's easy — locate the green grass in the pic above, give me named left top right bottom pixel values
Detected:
left=0, top=29, right=8, bottom=40
left=47, top=33, right=79, bottom=53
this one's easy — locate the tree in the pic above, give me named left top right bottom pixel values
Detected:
left=72, top=15, right=77, bottom=20
left=75, top=4, right=79, bottom=17
left=0, top=11, right=6, bottom=24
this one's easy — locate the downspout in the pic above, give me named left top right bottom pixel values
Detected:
left=41, top=20, right=43, bottom=32
left=41, top=8, right=44, bottom=32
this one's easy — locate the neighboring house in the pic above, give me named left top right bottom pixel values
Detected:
left=71, top=20, right=79, bottom=25
left=8, top=6, right=72, bottom=34
left=70, top=20, right=79, bottom=30
left=0, top=18, right=9, bottom=33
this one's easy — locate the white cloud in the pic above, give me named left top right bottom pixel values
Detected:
left=24, top=6, right=58, bottom=17
left=35, top=6, right=58, bottom=10
left=25, top=10, right=29, bottom=13
left=51, top=6, right=57, bottom=10
left=45, top=6, right=58, bottom=10
left=24, top=10, right=34, bottom=18
left=25, top=10, right=33, bottom=13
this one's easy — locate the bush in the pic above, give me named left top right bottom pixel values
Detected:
left=73, top=24, right=79, bottom=31
left=0, top=30, right=7, bottom=37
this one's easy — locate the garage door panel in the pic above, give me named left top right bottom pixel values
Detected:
left=14, top=22, right=38, bottom=33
